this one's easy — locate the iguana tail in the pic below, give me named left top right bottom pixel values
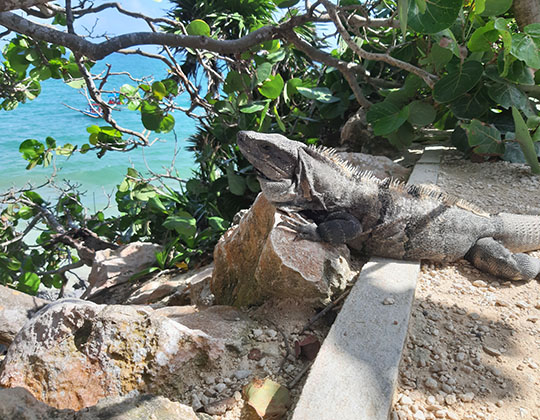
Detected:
left=493, top=213, right=540, bottom=253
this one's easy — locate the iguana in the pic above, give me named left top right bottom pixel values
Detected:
left=237, top=130, right=540, bottom=281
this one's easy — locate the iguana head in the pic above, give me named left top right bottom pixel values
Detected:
left=237, top=130, right=302, bottom=204
left=238, top=130, right=348, bottom=210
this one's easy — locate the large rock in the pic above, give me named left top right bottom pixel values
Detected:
left=0, top=387, right=198, bottom=420
left=0, top=299, right=224, bottom=410
left=82, top=242, right=162, bottom=299
left=0, top=285, right=49, bottom=346
left=211, top=194, right=353, bottom=306
left=126, top=264, right=214, bottom=306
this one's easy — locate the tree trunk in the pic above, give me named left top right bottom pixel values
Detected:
left=513, top=0, right=540, bottom=29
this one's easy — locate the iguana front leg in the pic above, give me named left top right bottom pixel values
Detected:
left=466, top=237, right=540, bottom=281
left=280, top=211, right=363, bottom=244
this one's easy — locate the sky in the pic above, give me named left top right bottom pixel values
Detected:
left=75, top=0, right=175, bottom=37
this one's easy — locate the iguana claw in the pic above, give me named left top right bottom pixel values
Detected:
left=277, top=213, right=322, bottom=242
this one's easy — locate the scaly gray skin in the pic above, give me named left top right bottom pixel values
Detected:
left=237, top=130, right=540, bottom=281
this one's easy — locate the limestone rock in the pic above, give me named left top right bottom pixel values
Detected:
left=211, top=194, right=353, bottom=306
left=0, top=285, right=49, bottom=346
left=0, top=387, right=198, bottom=420
left=126, top=264, right=214, bottom=306
left=0, top=299, right=224, bottom=410
left=82, top=242, right=162, bottom=299
left=336, top=152, right=410, bottom=180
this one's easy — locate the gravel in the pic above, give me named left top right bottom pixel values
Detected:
left=392, top=154, right=540, bottom=420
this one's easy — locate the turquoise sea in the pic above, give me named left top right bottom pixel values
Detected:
left=0, top=53, right=197, bottom=209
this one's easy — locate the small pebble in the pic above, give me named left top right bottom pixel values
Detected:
left=472, top=280, right=487, bottom=287
left=460, top=392, right=475, bottom=402
left=483, top=345, right=501, bottom=357
left=445, top=394, right=457, bottom=405
left=266, top=329, right=278, bottom=339
left=383, top=297, right=396, bottom=305
left=400, top=395, right=414, bottom=406
left=413, top=410, right=426, bottom=420
left=233, top=369, right=251, bottom=380
left=425, top=377, right=438, bottom=389
left=516, top=301, right=529, bottom=309
left=214, top=382, right=227, bottom=393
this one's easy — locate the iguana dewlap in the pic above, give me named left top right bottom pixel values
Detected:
left=237, top=130, right=540, bottom=281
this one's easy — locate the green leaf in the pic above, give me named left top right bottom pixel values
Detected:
left=258, top=74, right=284, bottom=99
left=366, top=102, right=409, bottom=136
left=479, top=0, right=512, bottom=16
left=512, top=106, right=540, bottom=174
left=45, top=136, right=56, bottom=149
left=433, top=61, right=484, bottom=103
left=151, top=81, right=167, bottom=100
left=463, top=120, right=504, bottom=155
left=407, top=101, right=436, bottom=126
left=511, top=33, right=540, bottom=68
left=240, top=102, right=266, bottom=113
left=488, top=83, right=528, bottom=110
left=19, top=139, right=44, bottom=160
left=186, top=179, right=207, bottom=195
left=284, top=78, right=303, bottom=103
left=56, top=143, right=76, bottom=156
left=273, top=105, right=286, bottom=132
left=296, top=86, right=340, bottom=104
left=133, top=185, right=156, bottom=201
left=86, top=125, right=100, bottom=134
left=208, top=216, right=229, bottom=232
left=19, top=272, right=40, bottom=295
left=407, top=0, right=462, bottom=34
left=226, top=164, right=246, bottom=196
left=256, top=62, right=273, bottom=84
left=66, top=78, right=85, bottom=89
left=524, top=23, right=540, bottom=38
left=468, top=21, right=499, bottom=52
left=449, top=88, right=491, bottom=119
left=398, top=0, right=408, bottom=35
left=148, top=196, right=167, bottom=214
left=223, top=71, right=250, bottom=94
left=18, top=205, right=35, bottom=219
left=273, top=0, right=300, bottom=7
left=415, top=0, right=426, bottom=14
left=157, top=114, right=175, bottom=133
left=163, top=212, right=197, bottom=237
left=186, top=19, right=210, bottom=36
left=140, top=101, right=163, bottom=130
left=24, top=190, right=44, bottom=205
left=120, top=84, right=138, bottom=96
left=386, top=122, right=415, bottom=148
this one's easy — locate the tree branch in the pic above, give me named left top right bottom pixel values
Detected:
left=320, top=0, right=438, bottom=88
left=0, top=11, right=279, bottom=60
left=0, top=0, right=51, bottom=12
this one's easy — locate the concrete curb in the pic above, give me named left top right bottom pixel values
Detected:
left=291, top=149, right=443, bottom=420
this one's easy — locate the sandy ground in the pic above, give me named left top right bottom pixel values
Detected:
left=392, top=154, right=540, bottom=420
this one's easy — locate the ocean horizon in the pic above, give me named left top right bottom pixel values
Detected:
left=0, top=53, right=197, bottom=210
